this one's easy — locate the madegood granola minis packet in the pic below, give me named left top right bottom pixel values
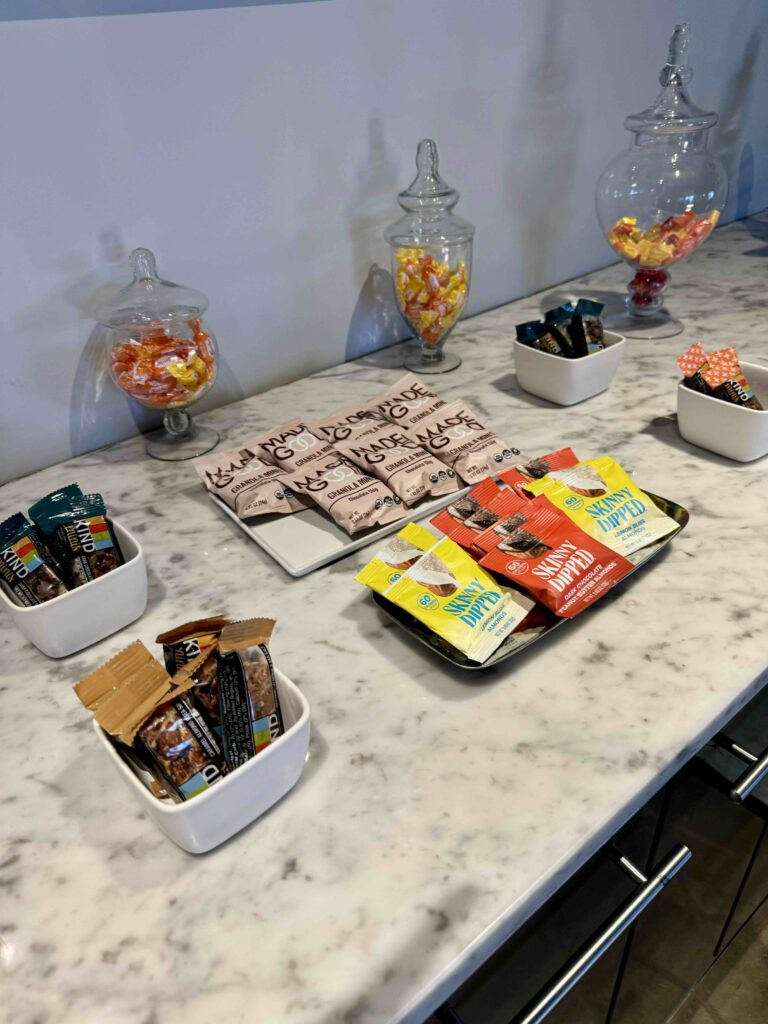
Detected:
left=193, top=441, right=299, bottom=518
left=371, top=372, right=446, bottom=427
left=408, top=400, right=524, bottom=483
left=254, top=418, right=336, bottom=473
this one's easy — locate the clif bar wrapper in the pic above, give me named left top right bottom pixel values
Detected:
left=288, top=451, right=405, bottom=535
left=525, top=456, right=679, bottom=557
left=310, top=402, right=384, bottom=443
left=216, top=618, right=283, bottom=771
left=193, top=441, right=300, bottom=518
left=371, top=373, right=446, bottom=427
left=0, top=513, right=68, bottom=606
left=480, top=500, right=633, bottom=618
left=254, top=418, right=336, bottom=473
left=335, top=418, right=460, bottom=505
left=408, top=400, right=523, bottom=483
left=430, top=478, right=502, bottom=548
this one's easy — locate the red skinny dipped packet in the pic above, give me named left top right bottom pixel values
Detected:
left=479, top=500, right=632, bottom=618
left=471, top=487, right=534, bottom=556
left=430, top=479, right=502, bottom=547
left=499, top=447, right=579, bottom=497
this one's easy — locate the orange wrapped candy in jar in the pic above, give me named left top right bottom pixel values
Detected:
left=607, top=210, right=720, bottom=268
left=394, top=248, right=468, bottom=347
left=110, top=319, right=217, bottom=409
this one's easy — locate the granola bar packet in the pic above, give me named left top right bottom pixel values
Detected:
left=310, top=402, right=385, bottom=443
left=677, top=342, right=714, bottom=396
left=74, top=642, right=226, bottom=801
left=156, top=616, right=230, bottom=673
left=357, top=534, right=534, bottom=664
left=525, top=456, right=679, bottom=557
left=335, top=418, right=460, bottom=505
left=0, top=513, right=68, bottom=606
left=479, top=500, right=633, bottom=618
left=353, top=522, right=436, bottom=594
left=430, top=478, right=502, bottom=548
left=371, top=372, right=446, bottom=427
left=254, top=419, right=335, bottom=473
left=288, top=451, right=405, bottom=535
left=408, top=400, right=524, bottom=483
left=216, top=618, right=284, bottom=770
left=30, top=492, right=124, bottom=587
left=702, top=347, right=764, bottom=410
left=193, top=441, right=301, bottom=518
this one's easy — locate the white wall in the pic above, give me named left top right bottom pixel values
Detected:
left=2, top=0, right=766, bottom=484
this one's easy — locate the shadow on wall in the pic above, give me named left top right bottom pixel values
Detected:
left=508, top=0, right=580, bottom=295
left=345, top=116, right=409, bottom=361
left=716, top=30, right=761, bottom=219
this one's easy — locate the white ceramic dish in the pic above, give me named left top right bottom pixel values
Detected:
left=94, top=668, right=310, bottom=854
left=209, top=485, right=469, bottom=577
left=677, top=360, right=768, bottom=462
left=0, top=520, right=147, bottom=658
left=513, top=330, right=626, bottom=406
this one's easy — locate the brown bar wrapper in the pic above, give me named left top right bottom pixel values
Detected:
left=408, top=400, right=524, bottom=483
left=310, top=402, right=385, bottom=444
left=74, top=642, right=226, bottom=801
left=216, top=618, right=283, bottom=770
left=253, top=418, right=335, bottom=473
left=194, top=441, right=300, bottom=518
left=334, top=418, right=461, bottom=506
left=371, top=373, right=447, bottom=427
left=156, top=616, right=230, bottom=674
left=288, top=451, right=406, bottom=535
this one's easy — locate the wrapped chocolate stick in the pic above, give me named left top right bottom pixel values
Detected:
left=193, top=441, right=305, bottom=518
left=31, top=492, right=123, bottom=587
left=371, top=373, right=446, bottom=427
left=288, top=451, right=405, bottom=535
left=408, top=400, right=524, bottom=483
left=334, top=418, right=460, bottom=505
left=0, top=513, right=68, bottom=606
left=74, top=642, right=226, bottom=801
left=216, top=618, right=284, bottom=770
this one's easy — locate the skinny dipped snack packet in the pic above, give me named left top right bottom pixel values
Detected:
left=358, top=534, right=534, bottom=663
left=194, top=441, right=308, bottom=518
left=254, top=418, right=336, bottom=473
left=430, top=479, right=502, bottom=548
left=0, top=513, right=68, bottom=606
left=468, top=488, right=534, bottom=556
left=371, top=372, right=446, bottom=427
left=310, top=402, right=384, bottom=443
left=525, top=456, right=679, bottom=557
left=408, top=400, right=523, bottom=483
left=288, top=452, right=405, bottom=535
left=335, top=418, right=460, bottom=505
left=499, top=447, right=579, bottom=495
left=354, top=523, right=436, bottom=594
left=480, top=500, right=633, bottom=618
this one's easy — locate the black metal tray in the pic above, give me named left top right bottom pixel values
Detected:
left=371, top=491, right=688, bottom=670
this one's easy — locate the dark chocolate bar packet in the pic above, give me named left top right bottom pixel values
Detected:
left=0, top=513, right=68, bottom=606
left=33, top=492, right=124, bottom=587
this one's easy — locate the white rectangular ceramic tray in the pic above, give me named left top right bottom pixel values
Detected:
left=209, top=486, right=469, bottom=577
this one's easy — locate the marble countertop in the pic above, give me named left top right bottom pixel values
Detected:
left=2, top=215, right=768, bottom=1024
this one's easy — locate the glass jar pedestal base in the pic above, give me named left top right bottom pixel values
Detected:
left=145, top=410, right=220, bottom=461
left=604, top=308, right=684, bottom=340
left=403, top=342, right=462, bottom=375
left=604, top=266, right=684, bottom=340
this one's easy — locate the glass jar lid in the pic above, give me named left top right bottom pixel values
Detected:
left=624, top=23, right=718, bottom=135
left=384, top=139, right=475, bottom=247
left=96, top=247, right=208, bottom=330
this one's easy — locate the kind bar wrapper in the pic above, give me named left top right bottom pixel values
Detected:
left=289, top=452, right=405, bottom=535
left=0, top=513, right=68, bottom=606
left=194, top=441, right=298, bottom=518
left=156, top=616, right=230, bottom=673
left=430, top=479, right=502, bottom=548
left=75, top=642, right=225, bottom=801
left=471, top=488, right=534, bottom=555
left=371, top=373, right=446, bottom=427
left=254, top=418, right=336, bottom=473
left=310, top=402, right=384, bottom=443
left=216, top=618, right=283, bottom=770
left=353, top=522, right=436, bottom=594
left=409, top=400, right=523, bottom=483
left=335, top=419, right=460, bottom=505
left=480, top=500, right=633, bottom=618
left=525, top=456, right=679, bottom=557
left=499, top=447, right=579, bottom=496
left=702, top=347, right=763, bottom=410
left=677, top=342, right=714, bottom=396
left=31, top=492, right=123, bottom=588
left=359, top=535, right=534, bottom=664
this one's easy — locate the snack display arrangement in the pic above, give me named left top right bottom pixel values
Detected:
left=357, top=448, right=685, bottom=666
left=197, top=373, right=524, bottom=566
left=0, top=483, right=123, bottom=607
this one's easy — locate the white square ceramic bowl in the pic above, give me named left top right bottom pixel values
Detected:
left=94, top=668, right=311, bottom=854
left=0, top=520, right=147, bottom=658
left=513, top=330, right=626, bottom=406
left=677, top=360, right=768, bottom=462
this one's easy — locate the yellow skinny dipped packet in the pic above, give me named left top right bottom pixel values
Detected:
left=525, top=456, right=678, bottom=557
left=358, top=531, right=534, bottom=663
left=355, top=523, right=437, bottom=595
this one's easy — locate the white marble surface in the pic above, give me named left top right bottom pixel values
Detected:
left=2, top=215, right=768, bottom=1024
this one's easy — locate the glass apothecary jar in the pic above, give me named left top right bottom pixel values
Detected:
left=596, top=24, right=727, bottom=339
left=97, top=248, right=220, bottom=460
left=385, top=139, right=474, bottom=373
